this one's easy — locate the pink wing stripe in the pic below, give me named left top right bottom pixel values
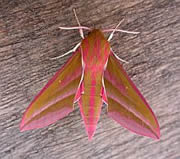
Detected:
left=108, top=112, right=159, bottom=139
left=21, top=107, right=72, bottom=131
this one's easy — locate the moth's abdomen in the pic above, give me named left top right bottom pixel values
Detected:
left=78, top=70, right=103, bottom=140
left=79, top=93, right=103, bottom=140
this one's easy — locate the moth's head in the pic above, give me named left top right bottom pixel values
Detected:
left=81, top=29, right=110, bottom=50
left=86, top=29, right=108, bottom=41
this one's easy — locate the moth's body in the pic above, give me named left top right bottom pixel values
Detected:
left=20, top=28, right=160, bottom=141
left=79, top=29, right=110, bottom=138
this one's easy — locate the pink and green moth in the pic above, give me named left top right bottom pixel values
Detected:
left=20, top=10, right=160, bottom=140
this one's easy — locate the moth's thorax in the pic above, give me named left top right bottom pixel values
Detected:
left=81, top=29, right=110, bottom=69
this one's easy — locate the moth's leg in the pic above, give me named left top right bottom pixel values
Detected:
left=51, top=9, right=91, bottom=60
left=58, top=9, right=90, bottom=38
left=103, top=19, right=139, bottom=41
left=111, top=49, right=129, bottom=64
left=104, top=19, right=139, bottom=63
left=73, top=9, right=84, bottom=39
left=50, top=42, right=81, bottom=60
left=107, top=19, right=125, bottom=41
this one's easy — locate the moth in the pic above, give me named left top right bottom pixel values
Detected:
left=20, top=10, right=160, bottom=140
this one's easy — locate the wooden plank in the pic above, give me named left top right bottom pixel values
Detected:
left=0, top=0, right=180, bottom=158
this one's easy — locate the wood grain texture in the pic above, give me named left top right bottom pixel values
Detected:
left=0, top=0, right=180, bottom=159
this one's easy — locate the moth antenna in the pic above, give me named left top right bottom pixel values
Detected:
left=50, top=42, right=81, bottom=60
left=105, top=29, right=139, bottom=35
left=73, top=9, right=84, bottom=39
left=107, top=19, right=124, bottom=41
left=59, top=26, right=91, bottom=30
